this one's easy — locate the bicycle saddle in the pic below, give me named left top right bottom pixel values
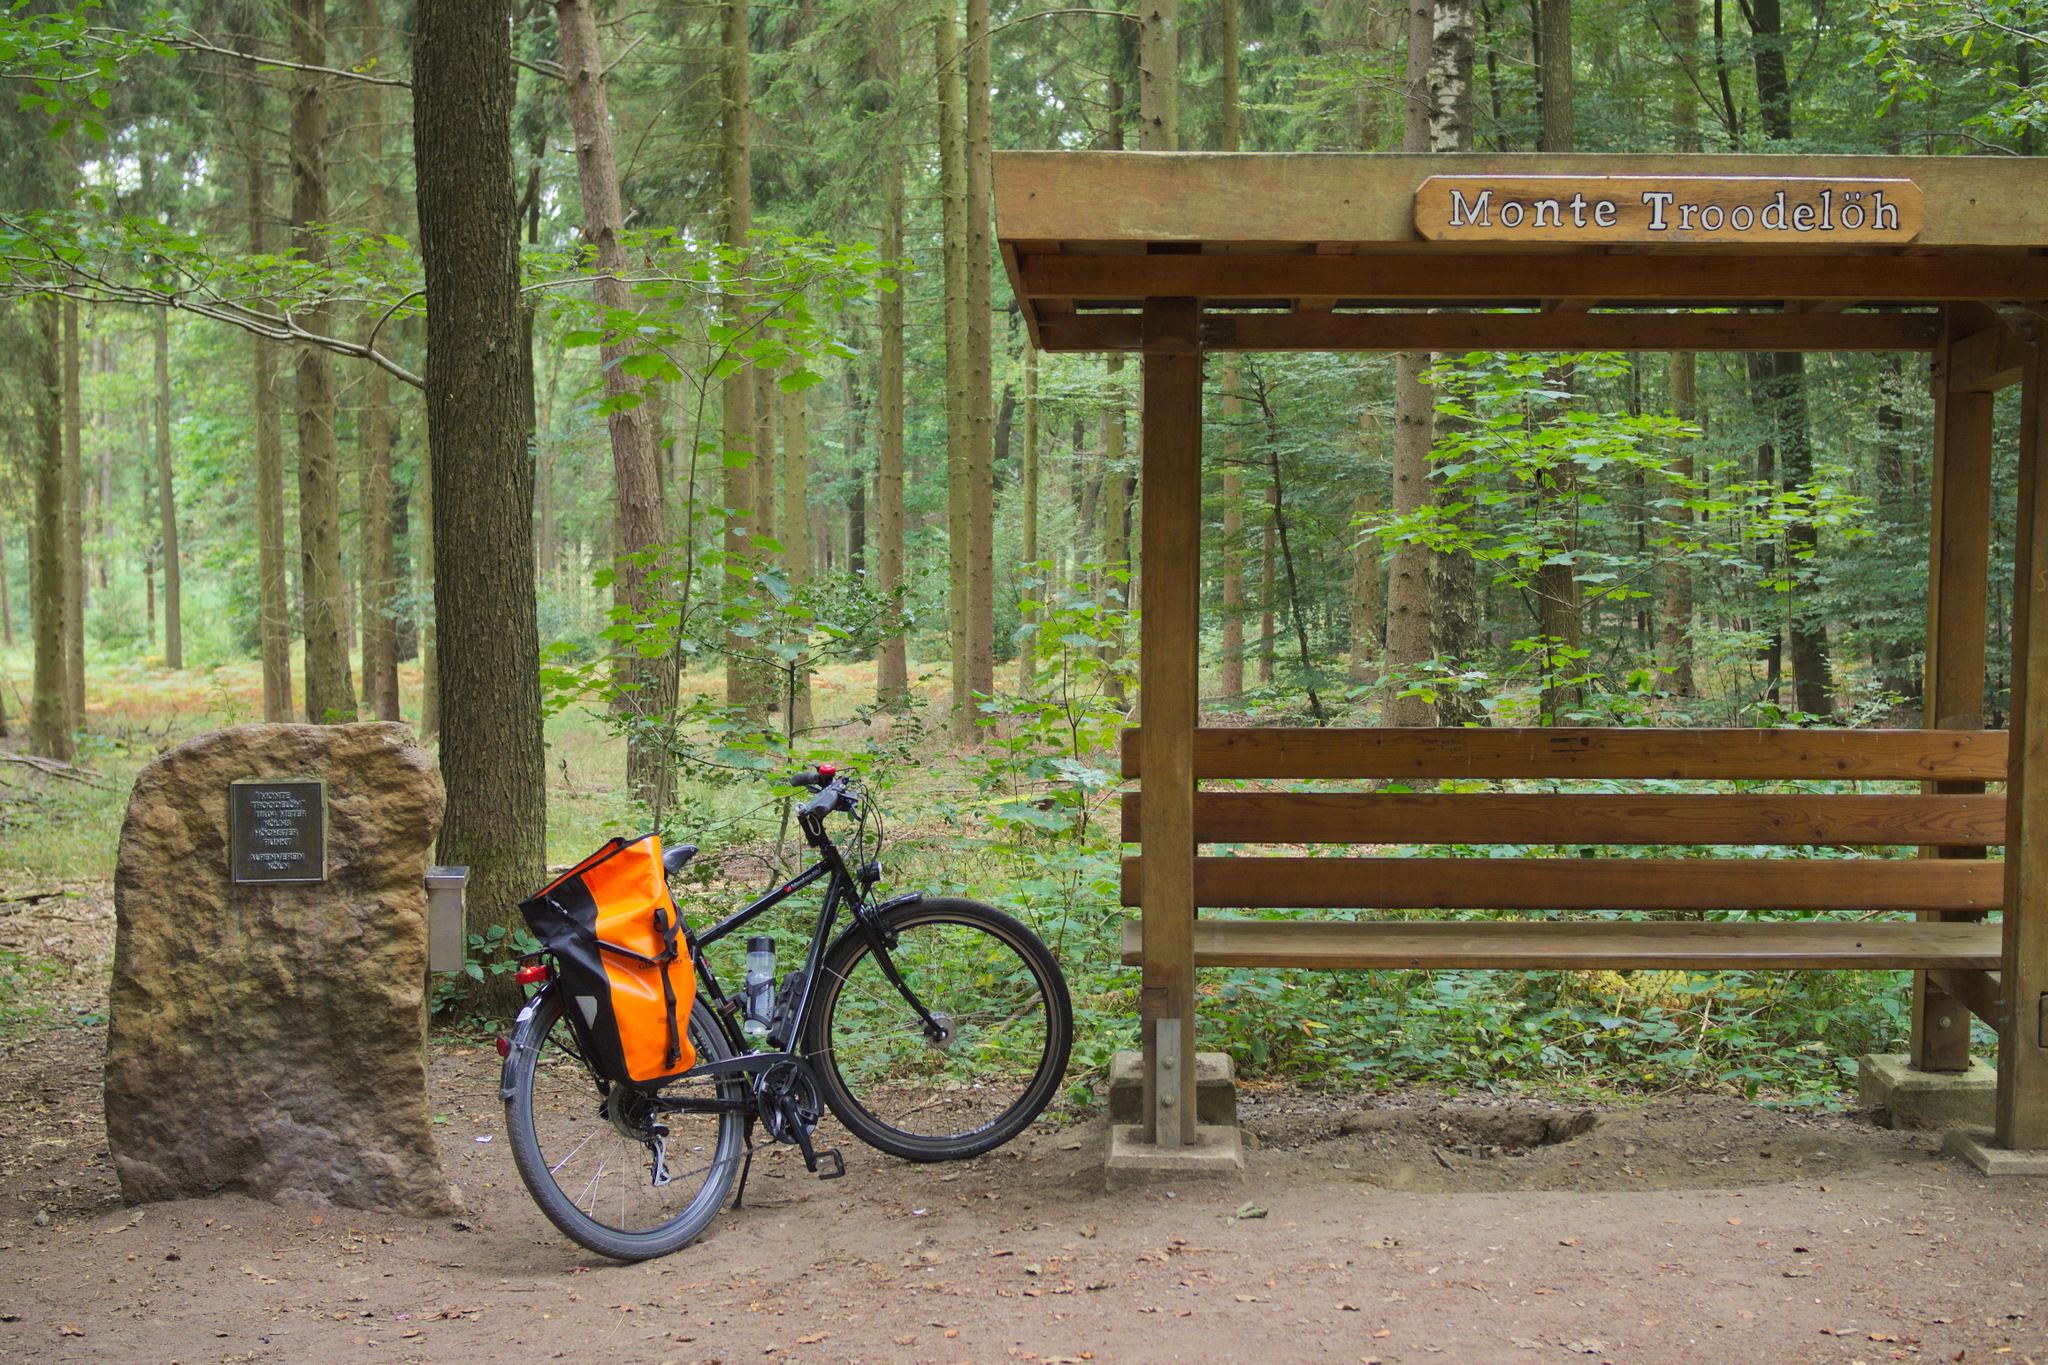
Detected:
left=663, top=844, right=699, bottom=876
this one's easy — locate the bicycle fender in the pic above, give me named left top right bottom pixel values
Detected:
left=500, top=981, right=558, bottom=1102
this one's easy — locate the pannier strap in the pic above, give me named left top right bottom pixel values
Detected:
left=651, top=901, right=682, bottom=1069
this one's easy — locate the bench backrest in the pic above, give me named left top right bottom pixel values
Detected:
left=1119, top=727, right=2008, bottom=915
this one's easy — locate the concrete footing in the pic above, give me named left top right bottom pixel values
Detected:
left=1104, top=1123, right=1245, bottom=1178
left=1107, top=1050, right=1238, bottom=1127
left=1942, top=1126, right=2048, bottom=1176
left=1858, top=1052, right=1996, bottom=1129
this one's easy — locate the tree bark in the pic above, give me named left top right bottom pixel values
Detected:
left=413, top=0, right=547, bottom=990
left=1383, top=0, right=1435, bottom=725
left=874, top=17, right=909, bottom=709
left=291, top=0, right=356, bottom=722
left=241, top=26, right=294, bottom=723
left=30, top=297, right=72, bottom=761
left=780, top=384, right=813, bottom=732
left=1533, top=0, right=1583, bottom=721
left=1019, top=344, right=1039, bottom=691
left=1136, top=0, right=1179, bottom=151
left=151, top=302, right=181, bottom=674
left=721, top=0, right=756, bottom=718
left=556, top=0, right=673, bottom=802
left=1658, top=0, right=1701, bottom=698
left=1745, top=0, right=1829, bottom=715
left=356, top=0, right=400, bottom=720
left=1217, top=0, right=1246, bottom=698
left=936, top=6, right=972, bottom=734
left=63, top=298, right=86, bottom=718
left=0, top=516, right=14, bottom=649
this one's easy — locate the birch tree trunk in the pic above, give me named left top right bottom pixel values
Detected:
left=291, top=0, right=356, bottom=722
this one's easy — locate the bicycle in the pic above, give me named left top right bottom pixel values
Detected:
left=499, top=764, right=1075, bottom=1261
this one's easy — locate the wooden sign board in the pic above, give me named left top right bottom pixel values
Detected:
left=1415, top=175, right=1924, bottom=244
left=229, top=779, right=328, bottom=884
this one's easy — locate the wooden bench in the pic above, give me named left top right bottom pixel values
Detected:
left=1119, top=727, right=2007, bottom=999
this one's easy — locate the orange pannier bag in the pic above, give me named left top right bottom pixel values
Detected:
left=519, top=834, right=698, bottom=1086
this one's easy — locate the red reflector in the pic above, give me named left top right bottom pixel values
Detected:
left=495, top=1035, right=511, bottom=1058
left=514, top=962, right=548, bottom=985
left=817, top=762, right=838, bottom=776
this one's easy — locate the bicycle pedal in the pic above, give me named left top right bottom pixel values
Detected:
left=809, top=1147, right=846, bottom=1180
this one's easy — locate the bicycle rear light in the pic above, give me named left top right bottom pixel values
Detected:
left=514, top=962, right=549, bottom=986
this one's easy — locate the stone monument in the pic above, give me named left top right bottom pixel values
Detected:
left=105, top=722, right=458, bottom=1216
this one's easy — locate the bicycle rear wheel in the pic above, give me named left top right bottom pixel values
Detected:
left=803, top=897, right=1072, bottom=1161
left=503, top=989, right=743, bottom=1261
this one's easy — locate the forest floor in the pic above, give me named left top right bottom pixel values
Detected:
left=3, top=878, right=2047, bottom=1365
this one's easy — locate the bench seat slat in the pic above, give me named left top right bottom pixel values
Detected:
left=1117, top=918, right=2003, bottom=972
left=1121, top=792, right=2007, bottom=847
left=1119, top=727, right=2009, bottom=782
left=1119, top=855, right=2002, bottom=913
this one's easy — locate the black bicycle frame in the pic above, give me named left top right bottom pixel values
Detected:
left=648, top=807, right=937, bottom=1114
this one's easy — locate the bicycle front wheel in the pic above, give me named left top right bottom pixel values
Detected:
left=803, top=897, right=1072, bottom=1161
left=503, top=989, right=743, bottom=1261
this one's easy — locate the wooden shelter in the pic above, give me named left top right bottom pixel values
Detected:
left=995, top=151, right=2048, bottom=1164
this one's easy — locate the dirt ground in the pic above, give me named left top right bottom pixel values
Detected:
left=4, top=888, right=2048, bottom=1364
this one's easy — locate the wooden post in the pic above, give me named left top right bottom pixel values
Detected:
left=1138, top=297, right=1202, bottom=1147
left=1913, top=304, right=1997, bottom=1072
left=1996, top=336, right=2048, bottom=1151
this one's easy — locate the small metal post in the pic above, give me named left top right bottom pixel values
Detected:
left=426, top=866, right=470, bottom=974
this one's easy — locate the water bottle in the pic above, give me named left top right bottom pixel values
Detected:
left=742, top=935, right=777, bottom=1038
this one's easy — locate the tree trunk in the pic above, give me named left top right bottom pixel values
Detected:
left=556, top=0, right=673, bottom=802
left=291, top=0, right=355, bottom=722
left=1383, top=0, right=1435, bottom=725
left=780, top=384, right=813, bottom=732
left=357, top=0, right=400, bottom=720
left=1217, top=0, right=1246, bottom=699
left=936, top=6, right=972, bottom=734
left=1019, top=345, right=1039, bottom=691
left=1533, top=0, right=1582, bottom=721
left=1350, top=491, right=1384, bottom=685
left=418, top=431, right=439, bottom=740
left=242, top=41, right=294, bottom=723
left=413, top=0, right=547, bottom=994
left=1258, top=486, right=1276, bottom=685
left=62, top=298, right=85, bottom=721
left=1137, top=0, right=1180, bottom=151
left=150, top=303, right=181, bottom=674
left=0, top=516, right=14, bottom=649
left=874, top=19, right=909, bottom=710
left=1658, top=0, right=1701, bottom=699
left=30, top=297, right=72, bottom=762
left=1744, top=0, right=1828, bottom=715
left=721, top=0, right=756, bottom=717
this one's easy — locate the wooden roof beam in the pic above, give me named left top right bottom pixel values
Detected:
left=1017, top=251, right=2048, bottom=305
left=1945, top=316, right=2033, bottom=392
left=1035, top=310, right=1941, bottom=354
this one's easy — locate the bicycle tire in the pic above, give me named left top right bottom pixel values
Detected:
left=802, top=897, right=1073, bottom=1161
left=503, top=988, right=743, bottom=1261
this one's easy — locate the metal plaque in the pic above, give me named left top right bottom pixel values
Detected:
left=229, top=779, right=328, bottom=884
